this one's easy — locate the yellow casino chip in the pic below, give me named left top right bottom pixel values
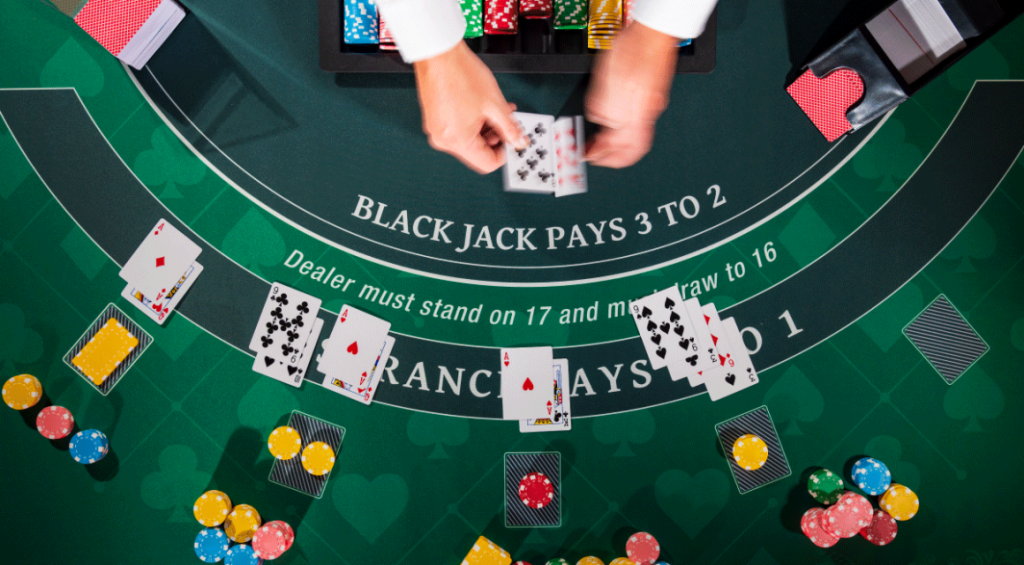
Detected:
left=2, top=374, right=42, bottom=410
left=880, top=484, right=919, bottom=521
left=193, top=490, right=233, bottom=527
left=268, top=426, right=303, bottom=460
left=301, top=442, right=336, bottom=476
left=732, top=434, right=769, bottom=471
left=225, top=504, right=262, bottom=542
left=72, top=319, right=138, bottom=385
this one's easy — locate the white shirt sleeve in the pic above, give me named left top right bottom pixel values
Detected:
left=631, top=0, right=718, bottom=40
left=376, top=0, right=467, bottom=63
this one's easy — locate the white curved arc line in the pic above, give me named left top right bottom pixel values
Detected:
left=131, top=64, right=888, bottom=286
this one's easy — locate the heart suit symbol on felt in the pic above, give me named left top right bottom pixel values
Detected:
left=347, top=341, right=358, bottom=355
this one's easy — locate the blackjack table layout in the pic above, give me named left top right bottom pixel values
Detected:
left=2, top=0, right=1024, bottom=564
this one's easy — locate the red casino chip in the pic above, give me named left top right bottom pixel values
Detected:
left=36, top=406, right=74, bottom=439
left=800, top=507, right=840, bottom=548
left=625, top=531, right=660, bottom=564
left=512, top=562, right=533, bottom=565
left=484, top=0, right=518, bottom=34
left=860, top=509, right=898, bottom=546
left=823, top=491, right=873, bottom=538
left=519, top=0, right=552, bottom=18
left=252, top=523, right=288, bottom=560
left=518, top=473, right=554, bottom=508
left=266, top=521, right=295, bottom=551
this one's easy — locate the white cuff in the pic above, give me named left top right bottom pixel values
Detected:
left=631, top=0, right=718, bottom=40
left=377, top=0, right=467, bottom=63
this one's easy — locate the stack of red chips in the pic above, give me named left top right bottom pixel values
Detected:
left=378, top=16, right=396, bottom=51
left=520, top=0, right=553, bottom=19
left=252, top=520, right=295, bottom=560
left=485, top=0, right=518, bottom=34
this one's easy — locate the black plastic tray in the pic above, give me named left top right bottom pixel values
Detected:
left=319, top=0, right=716, bottom=73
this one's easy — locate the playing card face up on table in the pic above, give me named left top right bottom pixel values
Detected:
left=119, top=218, right=202, bottom=325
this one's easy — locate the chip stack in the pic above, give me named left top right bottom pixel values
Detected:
left=625, top=531, right=660, bottom=564
left=378, top=15, right=396, bottom=51
left=587, top=0, right=621, bottom=49
left=2, top=374, right=42, bottom=410
left=800, top=507, right=840, bottom=548
left=608, top=560, right=633, bottom=565
left=461, top=0, right=484, bottom=37
left=36, top=406, right=74, bottom=440
left=622, top=0, right=634, bottom=26
left=344, top=0, right=380, bottom=44
left=577, top=558, right=604, bottom=565
left=554, top=0, right=587, bottom=29
left=195, top=528, right=231, bottom=563
left=852, top=457, right=892, bottom=496
left=484, top=0, right=518, bottom=35
left=194, top=490, right=233, bottom=527
left=225, top=504, right=263, bottom=543
left=520, top=0, right=553, bottom=19
left=69, top=429, right=108, bottom=464
left=252, top=521, right=294, bottom=560
left=225, top=544, right=262, bottom=565
left=807, top=468, right=845, bottom=505
left=822, top=491, right=873, bottom=538
left=860, top=508, right=898, bottom=546
left=880, top=484, right=919, bottom=521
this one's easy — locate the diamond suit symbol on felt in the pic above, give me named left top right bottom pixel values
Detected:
left=140, top=445, right=211, bottom=522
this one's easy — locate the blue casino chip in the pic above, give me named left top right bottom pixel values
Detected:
left=225, top=543, right=262, bottom=565
left=343, top=0, right=379, bottom=44
left=195, top=528, right=230, bottom=563
left=69, top=429, right=109, bottom=464
left=852, top=457, right=892, bottom=496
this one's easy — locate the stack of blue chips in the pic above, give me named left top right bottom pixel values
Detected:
left=344, top=0, right=380, bottom=44
left=852, top=457, right=892, bottom=495
left=195, top=528, right=230, bottom=563
left=69, top=429, right=108, bottom=464
left=225, top=543, right=262, bottom=565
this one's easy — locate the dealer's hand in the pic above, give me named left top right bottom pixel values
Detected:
left=585, top=22, right=680, bottom=168
left=414, top=42, right=528, bottom=174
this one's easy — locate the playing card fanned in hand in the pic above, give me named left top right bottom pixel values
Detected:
left=504, top=112, right=587, bottom=196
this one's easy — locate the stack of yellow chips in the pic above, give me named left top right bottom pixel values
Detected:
left=609, top=558, right=635, bottom=565
left=577, top=558, right=606, bottom=565
left=225, top=504, right=262, bottom=542
left=2, top=374, right=42, bottom=410
left=71, top=319, right=138, bottom=386
left=193, top=490, right=233, bottom=527
left=880, top=483, right=919, bottom=521
left=301, top=442, right=336, bottom=476
left=587, top=0, right=622, bottom=49
left=268, top=426, right=303, bottom=460
left=732, top=434, right=770, bottom=471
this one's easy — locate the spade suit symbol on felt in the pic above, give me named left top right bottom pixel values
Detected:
left=347, top=341, right=359, bottom=355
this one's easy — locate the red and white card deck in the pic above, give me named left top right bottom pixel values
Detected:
left=73, top=0, right=186, bottom=70
left=504, top=112, right=587, bottom=196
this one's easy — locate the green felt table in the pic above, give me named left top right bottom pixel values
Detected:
left=1, top=0, right=1023, bottom=564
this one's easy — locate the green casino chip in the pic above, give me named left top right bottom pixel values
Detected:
left=546, top=560, right=571, bottom=565
left=554, top=0, right=587, bottom=29
left=808, top=468, right=845, bottom=505
left=461, top=0, right=484, bottom=37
